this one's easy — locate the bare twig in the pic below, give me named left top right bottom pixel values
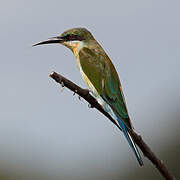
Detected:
left=49, top=71, right=175, bottom=180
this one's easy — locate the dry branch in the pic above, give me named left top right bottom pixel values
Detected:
left=49, top=71, right=175, bottom=180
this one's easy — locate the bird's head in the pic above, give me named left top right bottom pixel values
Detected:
left=33, top=27, right=94, bottom=53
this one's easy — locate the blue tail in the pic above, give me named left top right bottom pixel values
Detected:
left=117, top=117, right=143, bottom=166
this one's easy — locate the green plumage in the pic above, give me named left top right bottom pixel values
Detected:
left=79, top=41, right=132, bottom=129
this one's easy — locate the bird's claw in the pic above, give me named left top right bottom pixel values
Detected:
left=85, top=89, right=93, bottom=94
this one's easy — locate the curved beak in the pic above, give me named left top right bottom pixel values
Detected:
left=32, top=36, right=64, bottom=47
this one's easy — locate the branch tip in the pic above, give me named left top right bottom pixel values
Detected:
left=49, top=71, right=55, bottom=77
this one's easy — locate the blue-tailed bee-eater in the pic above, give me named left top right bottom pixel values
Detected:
left=33, top=27, right=143, bottom=166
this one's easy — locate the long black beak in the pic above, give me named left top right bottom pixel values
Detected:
left=32, top=36, right=64, bottom=47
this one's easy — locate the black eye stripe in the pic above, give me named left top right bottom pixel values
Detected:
left=65, top=34, right=84, bottom=41
left=65, top=34, right=76, bottom=40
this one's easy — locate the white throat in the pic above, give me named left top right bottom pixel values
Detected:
left=63, top=40, right=84, bottom=56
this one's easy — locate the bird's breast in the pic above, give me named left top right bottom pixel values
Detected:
left=72, top=41, right=99, bottom=96
left=78, top=59, right=99, bottom=97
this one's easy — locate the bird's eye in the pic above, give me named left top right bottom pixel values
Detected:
left=65, top=34, right=79, bottom=41
left=68, top=34, right=73, bottom=40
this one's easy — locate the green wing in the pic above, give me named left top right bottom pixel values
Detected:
left=79, top=46, right=132, bottom=129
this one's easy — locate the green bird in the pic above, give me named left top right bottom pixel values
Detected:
left=33, top=27, right=143, bottom=166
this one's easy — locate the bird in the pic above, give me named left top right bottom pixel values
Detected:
left=33, top=27, right=143, bottom=166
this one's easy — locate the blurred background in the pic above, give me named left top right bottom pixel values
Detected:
left=0, top=0, right=180, bottom=179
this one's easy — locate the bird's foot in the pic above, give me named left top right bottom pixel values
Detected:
left=83, top=89, right=94, bottom=96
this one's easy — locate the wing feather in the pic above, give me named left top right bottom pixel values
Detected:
left=79, top=46, right=133, bottom=129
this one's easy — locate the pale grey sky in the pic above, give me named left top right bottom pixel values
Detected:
left=0, top=0, right=180, bottom=179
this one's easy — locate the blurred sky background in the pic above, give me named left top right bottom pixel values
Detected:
left=0, top=0, right=180, bottom=179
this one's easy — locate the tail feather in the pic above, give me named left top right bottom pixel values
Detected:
left=118, top=117, right=143, bottom=166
